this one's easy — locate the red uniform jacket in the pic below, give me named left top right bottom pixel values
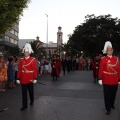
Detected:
left=56, top=59, right=61, bottom=76
left=92, top=57, right=100, bottom=77
left=51, top=62, right=59, bottom=76
left=98, top=56, right=120, bottom=85
left=17, top=57, right=37, bottom=84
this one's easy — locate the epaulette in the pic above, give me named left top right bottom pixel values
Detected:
left=31, top=57, right=35, bottom=60
left=114, top=56, right=118, bottom=59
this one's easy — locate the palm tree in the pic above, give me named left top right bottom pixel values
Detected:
left=30, top=41, right=46, bottom=58
left=61, top=42, right=71, bottom=56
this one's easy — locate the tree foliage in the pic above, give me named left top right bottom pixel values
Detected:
left=0, top=0, right=31, bottom=35
left=3, top=46, right=20, bottom=57
left=67, top=14, right=120, bottom=56
left=61, top=42, right=73, bottom=56
left=30, top=41, right=46, bottom=58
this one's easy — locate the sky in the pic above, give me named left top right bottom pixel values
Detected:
left=19, top=0, right=120, bottom=43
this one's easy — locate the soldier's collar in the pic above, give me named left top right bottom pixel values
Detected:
left=107, top=55, right=112, bottom=58
left=25, top=56, right=30, bottom=59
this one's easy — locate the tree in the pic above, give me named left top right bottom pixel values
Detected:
left=0, top=0, right=31, bottom=36
left=30, top=41, right=46, bottom=58
left=3, top=46, right=20, bottom=57
left=61, top=42, right=71, bottom=56
left=68, top=14, right=120, bottom=56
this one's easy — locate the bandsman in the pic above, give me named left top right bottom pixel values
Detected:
left=17, top=43, right=37, bottom=111
left=98, top=41, right=120, bottom=115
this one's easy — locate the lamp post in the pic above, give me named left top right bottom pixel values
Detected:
left=45, top=14, right=48, bottom=58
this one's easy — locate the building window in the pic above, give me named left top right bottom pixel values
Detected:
left=54, top=50, right=56, bottom=53
left=10, top=38, right=14, bottom=43
left=10, top=29, right=14, bottom=34
left=14, top=40, right=18, bottom=45
left=9, top=29, right=18, bottom=37
left=14, top=31, right=18, bottom=36
left=5, top=36, right=10, bottom=42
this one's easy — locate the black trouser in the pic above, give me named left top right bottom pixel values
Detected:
left=70, top=65, right=72, bottom=71
left=21, top=83, right=34, bottom=107
left=73, top=65, right=76, bottom=71
left=52, top=68, right=57, bottom=80
left=67, top=65, right=70, bottom=72
left=103, top=84, right=118, bottom=111
left=14, top=71, right=18, bottom=84
left=62, top=66, right=66, bottom=75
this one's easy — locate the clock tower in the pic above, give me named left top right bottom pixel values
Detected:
left=57, top=26, right=63, bottom=48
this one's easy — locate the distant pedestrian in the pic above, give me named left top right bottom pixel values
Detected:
left=0, top=56, right=7, bottom=91
left=14, top=57, right=19, bottom=85
left=51, top=60, right=59, bottom=81
left=72, top=57, right=76, bottom=71
left=7, top=57, right=15, bottom=88
left=56, top=56, right=61, bottom=76
left=62, top=57, right=67, bottom=75
left=92, top=54, right=100, bottom=83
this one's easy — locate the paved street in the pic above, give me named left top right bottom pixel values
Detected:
left=0, top=71, right=120, bottom=120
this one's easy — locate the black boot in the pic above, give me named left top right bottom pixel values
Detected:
left=20, top=106, right=27, bottom=111
left=106, top=110, right=111, bottom=115
left=96, top=77, right=98, bottom=82
left=52, top=76, right=54, bottom=81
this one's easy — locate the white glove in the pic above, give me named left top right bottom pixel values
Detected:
left=98, top=80, right=102, bottom=85
left=30, top=79, right=37, bottom=83
left=33, top=79, right=37, bottom=83
left=118, top=80, right=120, bottom=85
left=16, top=80, right=20, bottom=84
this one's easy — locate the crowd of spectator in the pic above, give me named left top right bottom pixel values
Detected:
left=0, top=55, right=93, bottom=92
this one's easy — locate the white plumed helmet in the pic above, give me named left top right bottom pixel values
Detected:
left=22, top=43, right=34, bottom=54
left=102, top=41, right=112, bottom=54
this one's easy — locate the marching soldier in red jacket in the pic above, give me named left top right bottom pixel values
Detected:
left=98, top=41, right=120, bottom=115
left=56, top=55, right=61, bottom=77
left=51, top=59, right=59, bottom=80
left=92, top=54, right=100, bottom=83
left=17, top=43, right=37, bottom=111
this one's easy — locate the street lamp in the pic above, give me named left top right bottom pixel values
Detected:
left=45, top=14, right=48, bottom=58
